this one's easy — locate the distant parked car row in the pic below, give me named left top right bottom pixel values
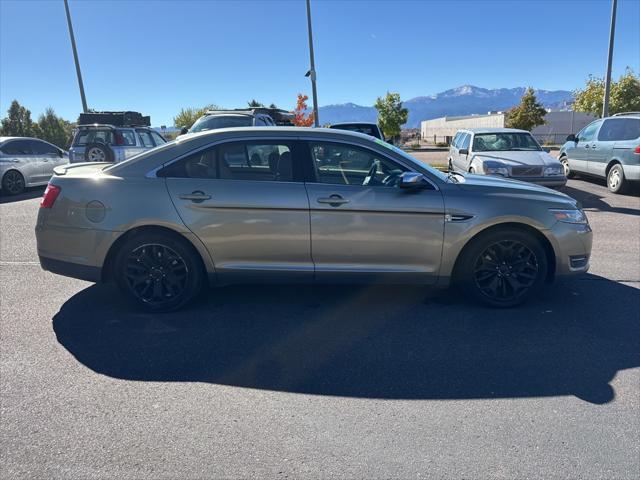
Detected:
left=447, top=113, right=640, bottom=194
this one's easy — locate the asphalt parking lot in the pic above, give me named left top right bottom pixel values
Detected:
left=1, top=176, right=639, bottom=478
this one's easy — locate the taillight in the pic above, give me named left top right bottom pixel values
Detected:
left=40, top=184, right=61, bottom=209
left=115, top=132, right=124, bottom=146
left=634, top=145, right=640, bottom=154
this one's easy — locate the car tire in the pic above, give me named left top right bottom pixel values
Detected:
left=84, top=143, right=114, bottom=163
left=448, top=159, right=453, bottom=172
left=455, top=228, right=548, bottom=308
left=560, top=156, right=575, bottom=179
left=607, top=163, right=627, bottom=194
left=114, top=232, right=205, bottom=312
left=1, top=170, right=26, bottom=195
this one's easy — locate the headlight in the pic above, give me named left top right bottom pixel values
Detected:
left=550, top=208, right=588, bottom=224
left=483, top=161, right=509, bottom=176
left=544, top=165, right=564, bottom=176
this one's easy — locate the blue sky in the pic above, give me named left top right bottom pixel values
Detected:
left=1, top=0, right=639, bottom=126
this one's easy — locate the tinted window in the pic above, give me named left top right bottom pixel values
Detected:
left=30, top=140, right=59, bottom=155
left=578, top=121, right=601, bottom=142
left=473, top=132, right=541, bottom=151
left=331, top=124, right=380, bottom=138
left=1, top=140, right=32, bottom=155
left=137, top=130, right=154, bottom=148
left=158, top=141, right=294, bottom=182
left=310, top=142, right=407, bottom=187
left=190, top=115, right=253, bottom=133
left=73, top=129, right=113, bottom=145
left=150, top=131, right=166, bottom=146
left=597, top=118, right=640, bottom=141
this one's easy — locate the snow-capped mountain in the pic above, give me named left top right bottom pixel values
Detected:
left=317, top=85, right=573, bottom=128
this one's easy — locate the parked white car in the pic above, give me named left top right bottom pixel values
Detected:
left=448, top=128, right=566, bottom=187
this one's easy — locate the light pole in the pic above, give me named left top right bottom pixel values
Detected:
left=602, top=0, right=617, bottom=118
left=63, top=0, right=88, bottom=113
left=305, top=0, right=320, bottom=127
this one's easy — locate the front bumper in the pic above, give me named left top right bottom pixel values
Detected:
left=545, top=221, right=593, bottom=276
left=509, top=176, right=567, bottom=187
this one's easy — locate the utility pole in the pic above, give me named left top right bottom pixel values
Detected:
left=602, top=0, right=617, bottom=118
left=305, top=0, right=320, bottom=127
left=63, top=0, right=88, bottom=113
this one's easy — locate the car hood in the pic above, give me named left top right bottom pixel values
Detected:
left=474, top=150, right=560, bottom=166
left=454, top=173, right=578, bottom=206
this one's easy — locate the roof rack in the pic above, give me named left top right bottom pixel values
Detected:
left=77, top=111, right=151, bottom=127
left=611, top=112, right=640, bottom=117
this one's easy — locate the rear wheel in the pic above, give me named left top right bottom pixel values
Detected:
left=114, top=232, right=204, bottom=312
left=456, top=228, right=548, bottom=307
left=607, top=163, right=627, bottom=194
left=1, top=170, right=25, bottom=195
left=560, top=156, right=575, bottom=179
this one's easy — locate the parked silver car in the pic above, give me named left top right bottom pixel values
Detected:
left=36, top=127, right=592, bottom=312
left=559, top=112, right=640, bottom=193
left=448, top=128, right=566, bottom=187
left=0, top=137, right=68, bottom=195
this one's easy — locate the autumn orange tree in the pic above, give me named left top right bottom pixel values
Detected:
left=292, top=94, right=315, bottom=127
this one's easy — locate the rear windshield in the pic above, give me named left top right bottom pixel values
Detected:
left=73, top=129, right=114, bottom=146
left=332, top=124, right=380, bottom=138
left=473, top=132, right=542, bottom=152
left=190, top=115, right=253, bottom=133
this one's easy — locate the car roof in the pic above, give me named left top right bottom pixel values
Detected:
left=461, top=128, right=529, bottom=134
left=330, top=122, right=379, bottom=127
left=1, top=136, right=50, bottom=142
left=175, top=126, right=378, bottom=144
left=75, top=124, right=148, bottom=129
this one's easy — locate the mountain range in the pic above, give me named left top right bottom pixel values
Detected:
left=316, top=85, right=574, bottom=128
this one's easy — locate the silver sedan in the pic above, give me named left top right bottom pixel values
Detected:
left=1, top=137, right=68, bottom=195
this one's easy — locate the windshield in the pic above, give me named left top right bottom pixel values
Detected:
left=190, top=115, right=253, bottom=133
left=473, top=132, right=542, bottom=152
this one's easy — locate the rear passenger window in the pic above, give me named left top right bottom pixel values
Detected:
left=1, top=140, right=32, bottom=155
left=137, top=130, right=154, bottom=148
left=597, top=118, right=640, bottom=141
left=158, top=141, right=295, bottom=182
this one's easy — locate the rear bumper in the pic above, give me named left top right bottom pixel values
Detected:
left=622, top=164, right=640, bottom=181
left=39, top=256, right=101, bottom=282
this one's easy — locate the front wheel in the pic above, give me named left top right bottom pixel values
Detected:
left=456, top=228, right=548, bottom=307
left=607, top=164, right=628, bottom=194
left=114, top=233, right=205, bottom=312
left=560, top=156, right=575, bottom=179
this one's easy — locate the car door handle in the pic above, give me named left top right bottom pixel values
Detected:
left=317, top=195, right=349, bottom=206
left=178, top=191, right=211, bottom=202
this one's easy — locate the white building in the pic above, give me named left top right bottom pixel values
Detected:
left=420, top=111, right=596, bottom=145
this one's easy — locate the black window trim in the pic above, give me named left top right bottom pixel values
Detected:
left=153, top=137, right=305, bottom=184
left=298, top=137, right=439, bottom=191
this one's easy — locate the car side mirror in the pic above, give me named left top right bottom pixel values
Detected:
left=399, top=172, right=430, bottom=190
left=58, top=149, right=64, bottom=157
left=180, top=127, right=189, bottom=135
left=566, top=134, right=576, bottom=142
left=459, top=148, right=469, bottom=155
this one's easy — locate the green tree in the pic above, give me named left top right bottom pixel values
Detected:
left=0, top=100, right=35, bottom=136
left=173, top=104, right=220, bottom=129
left=505, top=87, right=547, bottom=131
left=247, top=99, right=264, bottom=108
left=374, top=92, right=408, bottom=141
left=37, top=108, right=73, bottom=149
left=573, top=68, right=640, bottom=117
